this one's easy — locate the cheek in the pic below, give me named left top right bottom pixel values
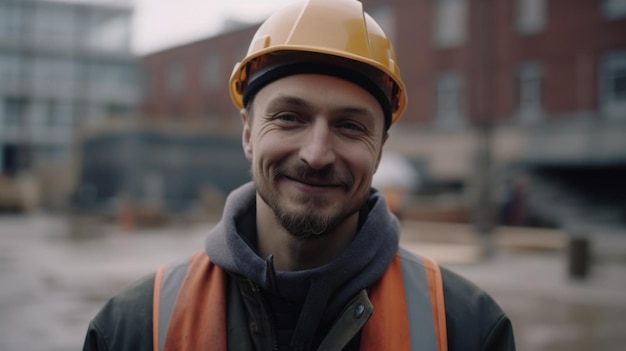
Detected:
left=252, top=136, right=291, bottom=170
left=345, top=148, right=380, bottom=183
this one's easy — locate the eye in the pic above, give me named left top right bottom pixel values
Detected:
left=271, top=112, right=306, bottom=128
left=276, top=112, right=300, bottom=123
left=337, top=120, right=366, bottom=133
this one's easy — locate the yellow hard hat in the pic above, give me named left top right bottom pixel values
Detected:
left=229, top=0, right=407, bottom=129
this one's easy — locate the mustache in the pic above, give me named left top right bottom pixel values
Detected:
left=273, top=162, right=353, bottom=187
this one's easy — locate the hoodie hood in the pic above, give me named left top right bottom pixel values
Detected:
left=204, top=181, right=400, bottom=347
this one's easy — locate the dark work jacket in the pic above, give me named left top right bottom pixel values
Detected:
left=82, top=265, right=515, bottom=351
left=83, top=184, right=514, bottom=350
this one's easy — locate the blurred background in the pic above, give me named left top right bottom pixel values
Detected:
left=1, top=0, right=625, bottom=350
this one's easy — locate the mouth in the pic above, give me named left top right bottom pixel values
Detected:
left=284, top=175, right=341, bottom=188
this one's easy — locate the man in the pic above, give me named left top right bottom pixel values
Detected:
left=83, top=0, right=515, bottom=350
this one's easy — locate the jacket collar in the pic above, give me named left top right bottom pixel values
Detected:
left=204, top=182, right=400, bottom=341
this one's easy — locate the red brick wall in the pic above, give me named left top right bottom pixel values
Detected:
left=140, top=0, right=626, bottom=127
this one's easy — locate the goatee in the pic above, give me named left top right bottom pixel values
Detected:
left=253, top=161, right=360, bottom=239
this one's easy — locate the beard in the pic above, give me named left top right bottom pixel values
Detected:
left=253, top=160, right=365, bottom=239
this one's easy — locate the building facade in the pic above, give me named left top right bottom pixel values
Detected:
left=140, top=0, right=626, bottom=227
left=0, top=0, right=139, bottom=209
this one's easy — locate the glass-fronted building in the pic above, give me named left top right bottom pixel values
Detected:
left=0, top=0, right=139, bottom=207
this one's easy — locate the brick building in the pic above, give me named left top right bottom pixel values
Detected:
left=139, top=0, right=626, bottom=226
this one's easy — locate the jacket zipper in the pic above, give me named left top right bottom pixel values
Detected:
left=248, top=280, right=280, bottom=351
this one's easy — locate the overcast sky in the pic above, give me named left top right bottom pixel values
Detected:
left=132, top=0, right=292, bottom=55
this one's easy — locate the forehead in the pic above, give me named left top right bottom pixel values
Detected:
left=252, top=74, right=385, bottom=120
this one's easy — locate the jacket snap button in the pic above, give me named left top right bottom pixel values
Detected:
left=354, top=303, right=365, bottom=318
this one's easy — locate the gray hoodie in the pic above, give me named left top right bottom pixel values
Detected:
left=204, top=182, right=400, bottom=347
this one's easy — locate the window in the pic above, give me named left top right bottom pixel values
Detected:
left=28, top=101, right=49, bottom=129
left=602, top=0, right=626, bottom=19
left=29, top=56, right=75, bottom=92
left=368, top=5, right=396, bottom=45
left=89, top=62, right=136, bottom=93
left=0, top=52, right=23, bottom=84
left=203, top=53, right=221, bottom=90
left=2, top=98, right=26, bottom=129
left=51, top=5, right=75, bottom=41
left=0, top=2, right=25, bottom=37
left=516, top=62, right=543, bottom=123
left=0, top=144, right=23, bottom=175
left=435, top=73, right=464, bottom=128
left=600, top=51, right=626, bottom=118
left=434, top=0, right=467, bottom=48
left=167, top=61, right=185, bottom=96
left=33, top=3, right=53, bottom=44
left=516, top=0, right=546, bottom=34
left=50, top=101, right=74, bottom=128
left=31, top=3, right=76, bottom=45
left=33, top=56, right=55, bottom=84
left=25, top=100, right=72, bottom=135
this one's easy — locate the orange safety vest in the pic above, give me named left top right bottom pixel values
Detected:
left=153, top=248, right=447, bottom=351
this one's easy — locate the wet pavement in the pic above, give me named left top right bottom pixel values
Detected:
left=1, top=213, right=625, bottom=351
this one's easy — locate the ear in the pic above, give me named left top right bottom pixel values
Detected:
left=241, top=108, right=253, bottom=160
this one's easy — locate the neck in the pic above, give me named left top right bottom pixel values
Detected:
left=256, top=194, right=359, bottom=271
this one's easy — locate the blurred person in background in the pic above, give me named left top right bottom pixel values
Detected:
left=83, top=0, right=515, bottom=350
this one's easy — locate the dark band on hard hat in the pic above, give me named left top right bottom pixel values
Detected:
left=242, top=63, right=394, bottom=131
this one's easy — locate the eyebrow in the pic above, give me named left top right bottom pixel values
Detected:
left=267, top=95, right=310, bottom=110
left=267, top=94, right=377, bottom=122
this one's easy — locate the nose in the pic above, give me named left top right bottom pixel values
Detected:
left=299, top=121, right=336, bottom=170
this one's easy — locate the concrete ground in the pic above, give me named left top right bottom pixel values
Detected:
left=1, top=213, right=625, bottom=351
left=400, top=220, right=626, bottom=351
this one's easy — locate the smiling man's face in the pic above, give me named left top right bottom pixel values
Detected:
left=241, top=73, right=387, bottom=238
